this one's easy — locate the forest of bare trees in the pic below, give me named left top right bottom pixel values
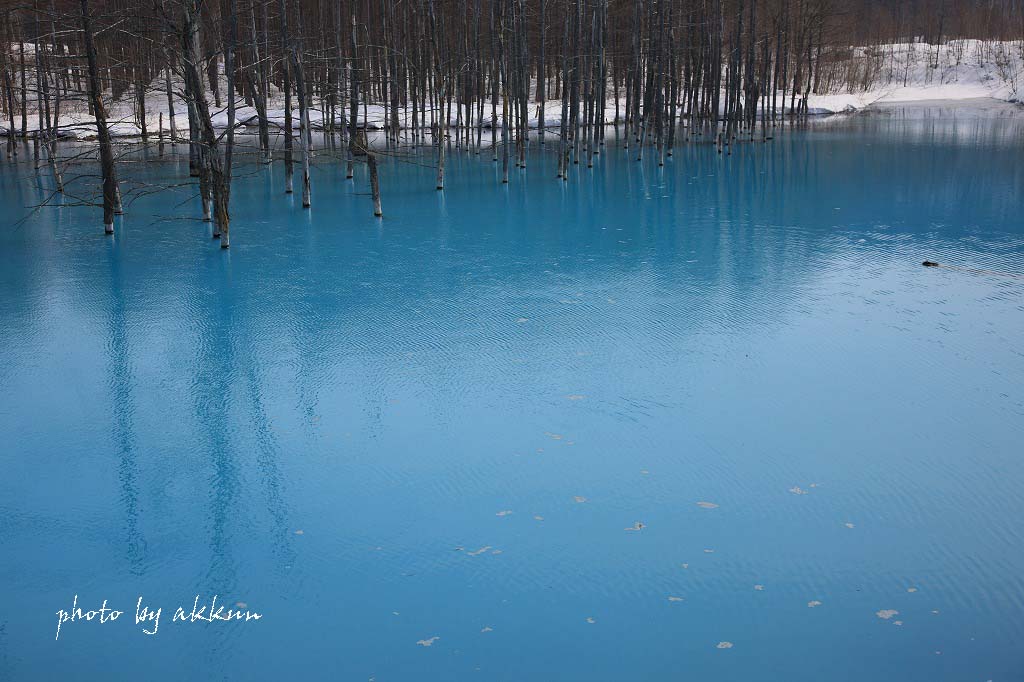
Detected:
left=2, top=0, right=1023, bottom=243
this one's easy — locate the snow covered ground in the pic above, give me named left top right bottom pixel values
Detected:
left=2, top=39, right=1021, bottom=140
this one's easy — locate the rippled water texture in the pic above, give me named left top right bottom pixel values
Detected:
left=2, top=102, right=1023, bottom=681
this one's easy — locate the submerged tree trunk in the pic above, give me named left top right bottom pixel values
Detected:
left=368, top=152, right=382, bottom=217
left=80, top=0, right=118, bottom=234
left=181, top=0, right=230, bottom=248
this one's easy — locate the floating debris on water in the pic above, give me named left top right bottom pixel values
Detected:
left=681, top=563, right=689, bottom=569
left=789, top=487, right=808, bottom=495
left=534, top=515, right=544, bottom=521
left=516, top=318, right=529, bottom=323
left=844, top=522, right=855, bottom=529
left=496, top=510, right=513, bottom=517
left=703, top=549, right=715, bottom=554
left=468, top=546, right=492, bottom=556
left=574, top=496, right=588, bottom=503
left=294, top=529, right=305, bottom=535
left=716, top=641, right=733, bottom=649
left=624, top=522, right=645, bottom=531
left=696, top=501, right=719, bottom=509
left=481, top=626, right=493, bottom=633
left=586, top=617, right=596, bottom=624
left=668, top=596, right=684, bottom=602
left=808, top=600, right=823, bottom=608
left=235, top=602, right=247, bottom=609
left=754, top=585, right=764, bottom=591
left=907, top=587, right=918, bottom=593
left=566, top=395, right=586, bottom=401
left=545, top=432, right=563, bottom=440
left=417, top=637, right=440, bottom=647
left=893, top=620, right=903, bottom=626
left=876, top=610, right=899, bottom=620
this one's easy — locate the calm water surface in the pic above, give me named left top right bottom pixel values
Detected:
left=1, top=102, right=1023, bottom=681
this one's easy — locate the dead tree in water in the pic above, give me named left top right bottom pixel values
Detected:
left=180, top=0, right=231, bottom=248
left=368, top=153, right=382, bottom=216
left=79, top=0, right=118, bottom=234
left=290, top=0, right=312, bottom=208
left=280, top=0, right=294, bottom=193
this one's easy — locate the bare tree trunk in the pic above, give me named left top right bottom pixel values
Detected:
left=181, top=0, right=230, bottom=247
left=368, top=152, right=382, bottom=216
left=80, top=0, right=118, bottom=234
left=280, top=0, right=294, bottom=193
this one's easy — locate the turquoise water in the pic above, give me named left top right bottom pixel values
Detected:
left=2, top=103, right=1023, bottom=681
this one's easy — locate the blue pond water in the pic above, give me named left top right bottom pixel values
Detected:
left=1, top=102, right=1023, bottom=681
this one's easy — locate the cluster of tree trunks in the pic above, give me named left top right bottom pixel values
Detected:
left=3, top=0, right=1023, bottom=239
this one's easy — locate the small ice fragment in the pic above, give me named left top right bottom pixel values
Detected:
left=417, top=637, right=440, bottom=647
left=807, top=600, right=822, bottom=608
left=696, top=501, right=719, bottom=509
left=876, top=610, right=899, bottom=620
left=754, top=585, right=764, bottom=591
left=716, top=642, right=733, bottom=649
left=496, top=510, right=513, bottom=517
